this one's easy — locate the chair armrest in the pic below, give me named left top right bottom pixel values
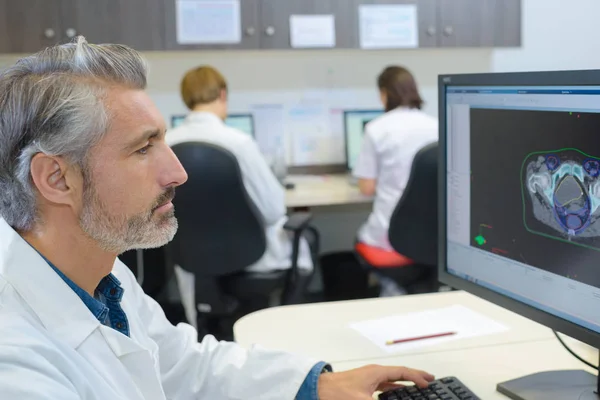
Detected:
left=283, top=212, right=312, bottom=233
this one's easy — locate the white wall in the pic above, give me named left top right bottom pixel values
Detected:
left=493, top=0, right=600, bottom=72
left=0, top=48, right=492, bottom=113
left=142, top=48, right=492, bottom=120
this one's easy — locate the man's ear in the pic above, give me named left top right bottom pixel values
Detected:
left=29, top=153, right=80, bottom=207
left=220, top=89, right=227, bottom=102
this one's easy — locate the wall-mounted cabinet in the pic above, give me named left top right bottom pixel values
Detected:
left=437, top=0, right=521, bottom=47
left=61, top=0, right=166, bottom=51
left=0, top=0, right=63, bottom=53
left=0, top=0, right=521, bottom=54
left=0, top=0, right=165, bottom=54
left=258, top=0, right=356, bottom=49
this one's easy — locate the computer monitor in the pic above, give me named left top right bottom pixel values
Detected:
left=344, top=109, right=384, bottom=170
left=439, top=70, right=600, bottom=399
left=170, top=113, right=255, bottom=138
left=224, top=114, right=255, bottom=138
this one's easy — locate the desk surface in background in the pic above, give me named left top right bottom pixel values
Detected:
left=334, top=339, right=598, bottom=400
left=233, top=291, right=556, bottom=364
left=285, top=174, right=373, bottom=208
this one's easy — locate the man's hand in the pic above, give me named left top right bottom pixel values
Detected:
left=317, top=364, right=435, bottom=400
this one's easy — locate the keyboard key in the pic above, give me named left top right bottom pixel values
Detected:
left=441, top=378, right=455, bottom=384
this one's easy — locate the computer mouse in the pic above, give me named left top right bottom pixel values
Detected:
left=284, top=182, right=296, bottom=190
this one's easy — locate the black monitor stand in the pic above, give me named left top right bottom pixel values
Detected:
left=497, top=354, right=599, bottom=400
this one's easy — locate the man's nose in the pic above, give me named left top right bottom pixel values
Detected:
left=164, top=146, right=188, bottom=187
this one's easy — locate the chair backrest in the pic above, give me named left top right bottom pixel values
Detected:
left=388, top=142, right=438, bottom=266
left=169, top=142, right=267, bottom=277
left=119, top=248, right=168, bottom=298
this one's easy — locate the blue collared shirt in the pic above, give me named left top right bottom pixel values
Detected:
left=45, top=258, right=129, bottom=337
left=45, top=257, right=330, bottom=398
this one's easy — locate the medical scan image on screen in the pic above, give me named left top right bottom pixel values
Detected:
left=470, top=108, right=600, bottom=288
left=524, top=149, right=600, bottom=244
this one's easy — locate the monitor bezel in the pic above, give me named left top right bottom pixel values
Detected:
left=170, top=113, right=256, bottom=138
left=438, top=69, right=600, bottom=350
left=343, top=109, right=384, bottom=171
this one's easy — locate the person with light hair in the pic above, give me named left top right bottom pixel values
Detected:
left=167, top=65, right=315, bottom=327
left=0, top=38, right=434, bottom=399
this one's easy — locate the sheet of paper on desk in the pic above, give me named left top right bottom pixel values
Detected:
left=349, top=305, right=509, bottom=354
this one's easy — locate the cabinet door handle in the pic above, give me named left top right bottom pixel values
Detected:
left=44, top=28, right=56, bottom=39
left=65, top=28, right=77, bottom=39
left=426, top=26, right=437, bottom=36
left=245, top=27, right=256, bottom=36
left=443, top=26, right=454, bottom=36
left=264, top=26, right=275, bottom=36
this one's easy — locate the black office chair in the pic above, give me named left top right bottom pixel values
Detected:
left=387, top=142, right=440, bottom=292
left=119, top=248, right=167, bottom=299
left=168, top=142, right=316, bottom=339
left=355, top=142, right=439, bottom=294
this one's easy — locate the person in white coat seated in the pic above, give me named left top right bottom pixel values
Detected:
left=166, top=66, right=315, bottom=325
left=0, top=38, right=434, bottom=399
left=353, top=66, right=438, bottom=296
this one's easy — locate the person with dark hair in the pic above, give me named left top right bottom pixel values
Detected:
left=353, top=66, right=438, bottom=296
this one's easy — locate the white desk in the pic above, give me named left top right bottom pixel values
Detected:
left=334, top=339, right=598, bottom=399
left=234, top=291, right=556, bottom=363
left=285, top=174, right=373, bottom=208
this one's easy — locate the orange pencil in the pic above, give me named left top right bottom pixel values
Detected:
left=385, top=331, right=457, bottom=345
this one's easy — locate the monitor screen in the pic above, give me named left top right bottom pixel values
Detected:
left=445, top=84, right=600, bottom=335
left=171, top=115, right=186, bottom=128
left=344, top=110, right=384, bottom=170
left=170, top=114, right=255, bottom=138
left=224, top=114, right=255, bottom=138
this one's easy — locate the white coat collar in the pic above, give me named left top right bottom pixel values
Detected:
left=0, top=218, right=103, bottom=349
left=185, top=111, right=224, bottom=126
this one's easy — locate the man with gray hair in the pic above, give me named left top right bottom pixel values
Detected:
left=0, top=37, right=434, bottom=399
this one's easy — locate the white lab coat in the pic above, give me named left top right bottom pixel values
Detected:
left=0, top=218, right=319, bottom=399
left=166, top=112, right=314, bottom=326
left=353, top=107, right=438, bottom=251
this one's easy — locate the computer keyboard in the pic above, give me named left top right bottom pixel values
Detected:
left=378, top=376, right=480, bottom=400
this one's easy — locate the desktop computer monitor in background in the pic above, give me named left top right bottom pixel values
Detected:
left=170, top=113, right=255, bottom=138
left=343, top=109, right=384, bottom=170
left=171, top=115, right=186, bottom=128
left=224, top=113, right=255, bottom=138
left=439, top=71, right=600, bottom=399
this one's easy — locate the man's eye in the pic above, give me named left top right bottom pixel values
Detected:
left=137, top=144, right=153, bottom=155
